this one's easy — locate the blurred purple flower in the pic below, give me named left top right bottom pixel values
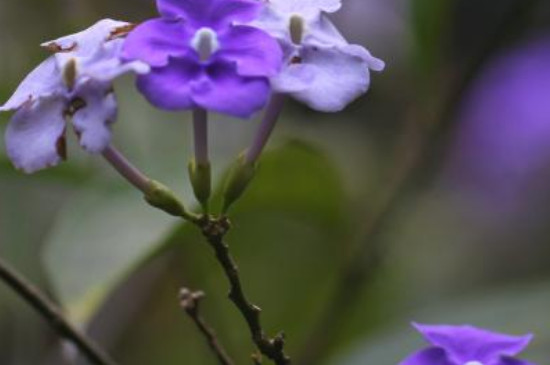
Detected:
left=253, top=0, right=385, bottom=112
left=122, top=0, right=282, bottom=119
left=400, top=323, right=534, bottom=365
left=445, top=36, right=550, bottom=212
left=0, top=19, right=148, bottom=173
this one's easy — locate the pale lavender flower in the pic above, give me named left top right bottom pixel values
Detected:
left=253, top=0, right=385, bottom=112
left=0, top=19, right=149, bottom=173
left=400, top=323, right=535, bottom=365
left=122, top=0, right=283, bottom=119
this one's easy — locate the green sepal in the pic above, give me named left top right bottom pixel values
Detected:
left=222, top=154, right=257, bottom=213
left=188, top=160, right=212, bottom=211
left=144, top=180, right=195, bottom=220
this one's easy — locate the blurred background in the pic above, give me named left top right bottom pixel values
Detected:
left=2, top=0, right=550, bottom=364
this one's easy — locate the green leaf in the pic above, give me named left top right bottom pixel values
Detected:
left=411, top=0, right=452, bottom=74
left=44, top=186, right=178, bottom=323
left=333, top=282, right=550, bottom=364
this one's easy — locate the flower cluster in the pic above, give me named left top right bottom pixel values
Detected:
left=401, top=323, right=535, bottom=365
left=1, top=0, right=384, bottom=176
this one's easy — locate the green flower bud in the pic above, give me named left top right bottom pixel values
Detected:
left=145, top=180, right=192, bottom=219
left=222, top=154, right=257, bottom=213
left=188, top=160, right=212, bottom=211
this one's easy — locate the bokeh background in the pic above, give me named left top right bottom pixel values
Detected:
left=2, top=0, right=550, bottom=364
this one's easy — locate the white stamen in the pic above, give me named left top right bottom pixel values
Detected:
left=191, top=27, right=220, bottom=61
left=464, top=362, right=484, bottom=365
left=289, top=14, right=305, bottom=45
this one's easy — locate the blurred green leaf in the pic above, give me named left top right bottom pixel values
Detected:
left=44, top=186, right=178, bottom=323
left=332, top=282, right=550, bottom=364
left=411, top=0, right=452, bottom=73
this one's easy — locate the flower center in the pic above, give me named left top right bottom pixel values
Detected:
left=464, top=362, right=483, bottom=365
left=289, top=15, right=305, bottom=45
left=191, top=27, right=220, bottom=62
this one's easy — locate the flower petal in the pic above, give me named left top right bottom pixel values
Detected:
left=268, top=0, right=342, bottom=18
left=414, top=323, right=533, bottom=363
left=0, top=57, right=62, bottom=111
left=72, top=82, right=117, bottom=153
left=216, top=25, right=283, bottom=77
left=5, top=97, right=66, bottom=173
left=498, top=357, right=537, bottom=365
left=122, top=18, right=193, bottom=68
left=136, top=58, right=201, bottom=111
left=399, top=347, right=454, bottom=365
left=276, top=45, right=373, bottom=112
left=271, top=63, right=316, bottom=93
left=43, top=19, right=129, bottom=57
left=157, top=0, right=261, bottom=29
left=79, top=38, right=149, bottom=84
left=304, top=14, right=348, bottom=47
left=191, top=61, right=270, bottom=118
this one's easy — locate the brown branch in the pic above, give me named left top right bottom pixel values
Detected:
left=0, top=256, right=117, bottom=365
left=195, top=216, right=291, bottom=365
left=179, top=288, right=234, bottom=365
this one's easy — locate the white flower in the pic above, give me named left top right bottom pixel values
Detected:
left=253, top=0, right=385, bottom=112
left=0, top=19, right=148, bottom=173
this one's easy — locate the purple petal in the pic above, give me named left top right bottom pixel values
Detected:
left=216, top=25, right=283, bottom=77
left=192, top=61, right=270, bottom=118
left=136, top=58, right=200, bottom=111
left=0, top=57, right=62, bottom=111
left=277, top=45, right=372, bottom=112
left=443, top=37, right=550, bottom=214
left=157, top=0, right=261, bottom=29
left=399, top=347, right=454, bottom=365
left=122, top=18, right=193, bottom=68
left=72, top=82, right=117, bottom=153
left=498, top=357, right=537, bottom=365
left=414, top=323, right=533, bottom=363
left=5, top=97, right=66, bottom=173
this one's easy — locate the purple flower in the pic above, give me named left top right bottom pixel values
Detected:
left=253, top=0, right=385, bottom=112
left=443, top=36, right=550, bottom=214
left=0, top=19, right=148, bottom=173
left=400, top=323, right=535, bottom=365
left=122, top=0, right=283, bottom=118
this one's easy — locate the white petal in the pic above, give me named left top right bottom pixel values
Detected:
left=5, top=97, right=67, bottom=173
left=304, top=14, right=347, bottom=47
left=78, top=39, right=150, bottom=83
left=42, top=19, right=129, bottom=57
left=285, top=45, right=374, bottom=112
left=272, top=63, right=316, bottom=93
left=268, top=0, right=342, bottom=17
left=0, top=57, right=63, bottom=111
left=44, top=19, right=147, bottom=85
left=72, top=81, right=117, bottom=154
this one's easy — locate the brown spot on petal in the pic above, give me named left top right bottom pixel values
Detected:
left=290, top=56, right=302, bottom=64
left=56, top=132, right=67, bottom=161
left=64, top=97, right=87, bottom=118
left=44, top=42, right=77, bottom=53
left=108, top=23, right=137, bottom=41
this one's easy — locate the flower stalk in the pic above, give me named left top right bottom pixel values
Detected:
left=103, top=145, right=199, bottom=221
left=246, top=94, right=286, bottom=165
left=190, top=108, right=212, bottom=211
